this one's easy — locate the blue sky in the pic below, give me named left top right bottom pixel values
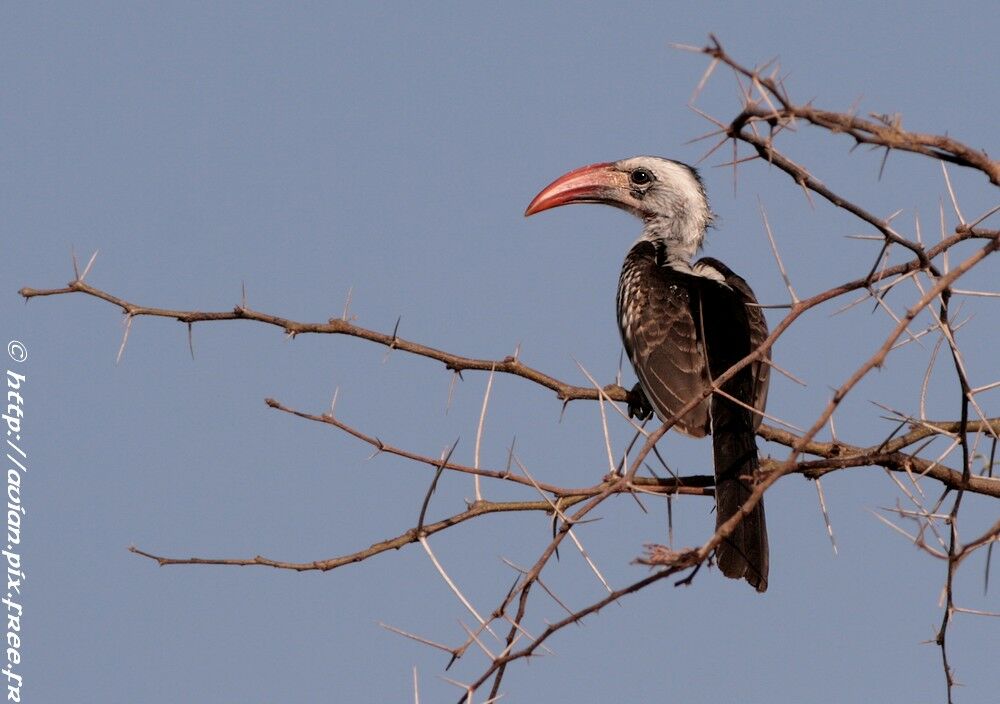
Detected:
left=3, top=2, right=998, bottom=702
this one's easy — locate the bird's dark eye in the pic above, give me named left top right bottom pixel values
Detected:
left=630, top=168, right=654, bottom=185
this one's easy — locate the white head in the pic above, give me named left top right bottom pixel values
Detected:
left=525, top=155, right=713, bottom=264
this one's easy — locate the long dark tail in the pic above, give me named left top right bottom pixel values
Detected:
left=712, top=395, right=769, bottom=592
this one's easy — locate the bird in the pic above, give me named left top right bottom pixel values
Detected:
left=524, top=156, right=770, bottom=591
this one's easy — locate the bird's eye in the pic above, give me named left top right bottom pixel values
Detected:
left=630, top=168, right=653, bottom=185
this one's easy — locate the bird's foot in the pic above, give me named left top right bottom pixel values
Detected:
left=626, top=382, right=654, bottom=420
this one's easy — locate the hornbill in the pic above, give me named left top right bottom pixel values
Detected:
left=525, top=156, right=770, bottom=591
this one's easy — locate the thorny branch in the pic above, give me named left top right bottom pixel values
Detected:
left=21, top=37, right=999, bottom=703
left=696, top=34, right=1000, bottom=188
left=680, top=36, right=998, bottom=704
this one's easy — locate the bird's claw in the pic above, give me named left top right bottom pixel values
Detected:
left=627, top=382, right=654, bottom=420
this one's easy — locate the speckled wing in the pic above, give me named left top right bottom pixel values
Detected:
left=617, top=244, right=770, bottom=591
left=617, top=241, right=712, bottom=437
